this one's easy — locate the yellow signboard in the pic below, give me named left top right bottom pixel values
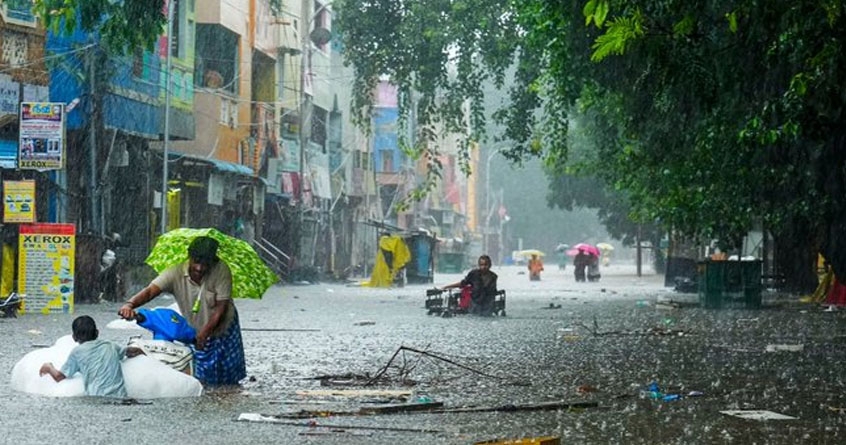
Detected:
left=3, top=180, right=36, bottom=223
left=18, top=223, right=75, bottom=314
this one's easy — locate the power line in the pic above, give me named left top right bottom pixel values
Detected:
left=0, top=43, right=96, bottom=77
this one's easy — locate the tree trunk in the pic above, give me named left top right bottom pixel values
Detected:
left=773, top=227, right=819, bottom=294
left=823, top=216, right=846, bottom=281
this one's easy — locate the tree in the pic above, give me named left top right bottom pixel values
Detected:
left=556, top=0, right=846, bottom=291
left=335, top=0, right=846, bottom=292
left=33, top=0, right=166, bottom=55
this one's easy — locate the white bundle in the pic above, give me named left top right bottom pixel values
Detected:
left=9, top=335, right=202, bottom=398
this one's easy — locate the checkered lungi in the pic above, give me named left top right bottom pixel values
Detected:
left=191, top=311, right=247, bottom=386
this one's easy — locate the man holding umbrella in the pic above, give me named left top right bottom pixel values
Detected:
left=119, top=236, right=246, bottom=386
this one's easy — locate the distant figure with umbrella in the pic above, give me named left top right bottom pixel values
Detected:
left=573, top=249, right=590, bottom=282
left=597, top=243, right=614, bottom=267
left=119, top=235, right=249, bottom=386
left=555, top=243, right=569, bottom=270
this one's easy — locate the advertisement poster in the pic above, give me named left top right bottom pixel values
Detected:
left=18, top=102, right=65, bottom=170
left=3, top=180, right=35, bottom=223
left=18, top=223, right=75, bottom=314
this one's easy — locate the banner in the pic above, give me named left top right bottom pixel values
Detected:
left=19, top=102, right=65, bottom=170
left=18, top=223, right=75, bottom=314
left=3, top=180, right=35, bottom=223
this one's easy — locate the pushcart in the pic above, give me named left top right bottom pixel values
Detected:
left=425, top=288, right=506, bottom=317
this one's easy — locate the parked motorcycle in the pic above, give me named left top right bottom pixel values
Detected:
left=0, top=292, right=22, bottom=318
left=98, top=233, right=126, bottom=302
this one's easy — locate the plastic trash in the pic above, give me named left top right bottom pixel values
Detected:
left=645, top=381, right=662, bottom=399
left=765, top=344, right=804, bottom=353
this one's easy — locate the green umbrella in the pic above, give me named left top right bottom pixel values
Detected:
left=145, top=228, right=278, bottom=299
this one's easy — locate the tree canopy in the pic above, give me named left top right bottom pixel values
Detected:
left=335, top=0, right=846, bottom=291
left=31, top=0, right=846, bottom=290
left=33, top=0, right=166, bottom=55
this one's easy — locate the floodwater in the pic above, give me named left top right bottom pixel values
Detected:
left=2, top=263, right=845, bottom=444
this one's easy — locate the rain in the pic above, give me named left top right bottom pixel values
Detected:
left=2, top=1, right=846, bottom=444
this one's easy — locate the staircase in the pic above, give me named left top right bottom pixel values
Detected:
left=252, top=237, right=292, bottom=282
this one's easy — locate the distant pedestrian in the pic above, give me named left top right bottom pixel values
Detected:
left=587, top=255, right=601, bottom=282
left=528, top=254, right=544, bottom=281
left=574, top=249, right=589, bottom=282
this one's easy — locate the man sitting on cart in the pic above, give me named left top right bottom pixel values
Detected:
left=438, top=255, right=498, bottom=316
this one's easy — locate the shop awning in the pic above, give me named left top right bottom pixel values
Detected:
left=207, top=157, right=254, bottom=176
left=168, top=151, right=254, bottom=176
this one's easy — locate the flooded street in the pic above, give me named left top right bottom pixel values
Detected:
left=3, top=264, right=846, bottom=444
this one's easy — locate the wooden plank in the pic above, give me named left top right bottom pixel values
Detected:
left=433, top=400, right=598, bottom=414
left=295, top=389, right=413, bottom=398
left=236, top=413, right=442, bottom=433
left=359, top=401, right=444, bottom=415
left=278, top=402, right=444, bottom=419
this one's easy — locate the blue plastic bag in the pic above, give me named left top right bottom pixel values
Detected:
left=135, top=308, right=196, bottom=343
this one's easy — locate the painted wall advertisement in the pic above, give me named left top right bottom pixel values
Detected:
left=3, top=180, right=35, bottom=223
left=18, top=102, right=65, bottom=170
left=18, top=223, right=75, bottom=314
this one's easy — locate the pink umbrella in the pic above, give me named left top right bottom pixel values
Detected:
left=566, top=243, right=600, bottom=257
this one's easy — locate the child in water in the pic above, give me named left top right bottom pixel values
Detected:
left=39, top=315, right=144, bottom=397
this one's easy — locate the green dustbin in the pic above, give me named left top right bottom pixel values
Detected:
left=437, top=253, right=465, bottom=274
left=698, top=260, right=762, bottom=309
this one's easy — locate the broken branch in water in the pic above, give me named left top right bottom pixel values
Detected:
left=366, top=345, right=526, bottom=386
left=573, top=317, right=687, bottom=337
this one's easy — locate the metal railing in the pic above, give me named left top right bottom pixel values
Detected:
left=252, top=237, right=292, bottom=280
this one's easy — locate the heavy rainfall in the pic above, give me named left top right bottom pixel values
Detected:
left=1, top=1, right=845, bottom=444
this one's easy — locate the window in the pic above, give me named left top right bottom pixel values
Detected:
left=380, top=149, right=393, bottom=172
left=195, top=24, right=239, bottom=94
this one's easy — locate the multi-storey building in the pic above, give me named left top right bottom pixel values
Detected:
left=0, top=2, right=50, bottom=296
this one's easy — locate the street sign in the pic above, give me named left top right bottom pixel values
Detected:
left=3, top=180, right=35, bottom=223
left=18, top=102, right=65, bottom=170
left=18, top=223, right=75, bottom=314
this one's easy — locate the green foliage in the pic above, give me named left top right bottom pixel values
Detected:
left=583, top=0, right=610, bottom=28
left=590, top=10, right=645, bottom=61
left=335, top=0, right=523, bottom=208
left=321, top=0, right=846, bottom=288
left=33, top=0, right=166, bottom=55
